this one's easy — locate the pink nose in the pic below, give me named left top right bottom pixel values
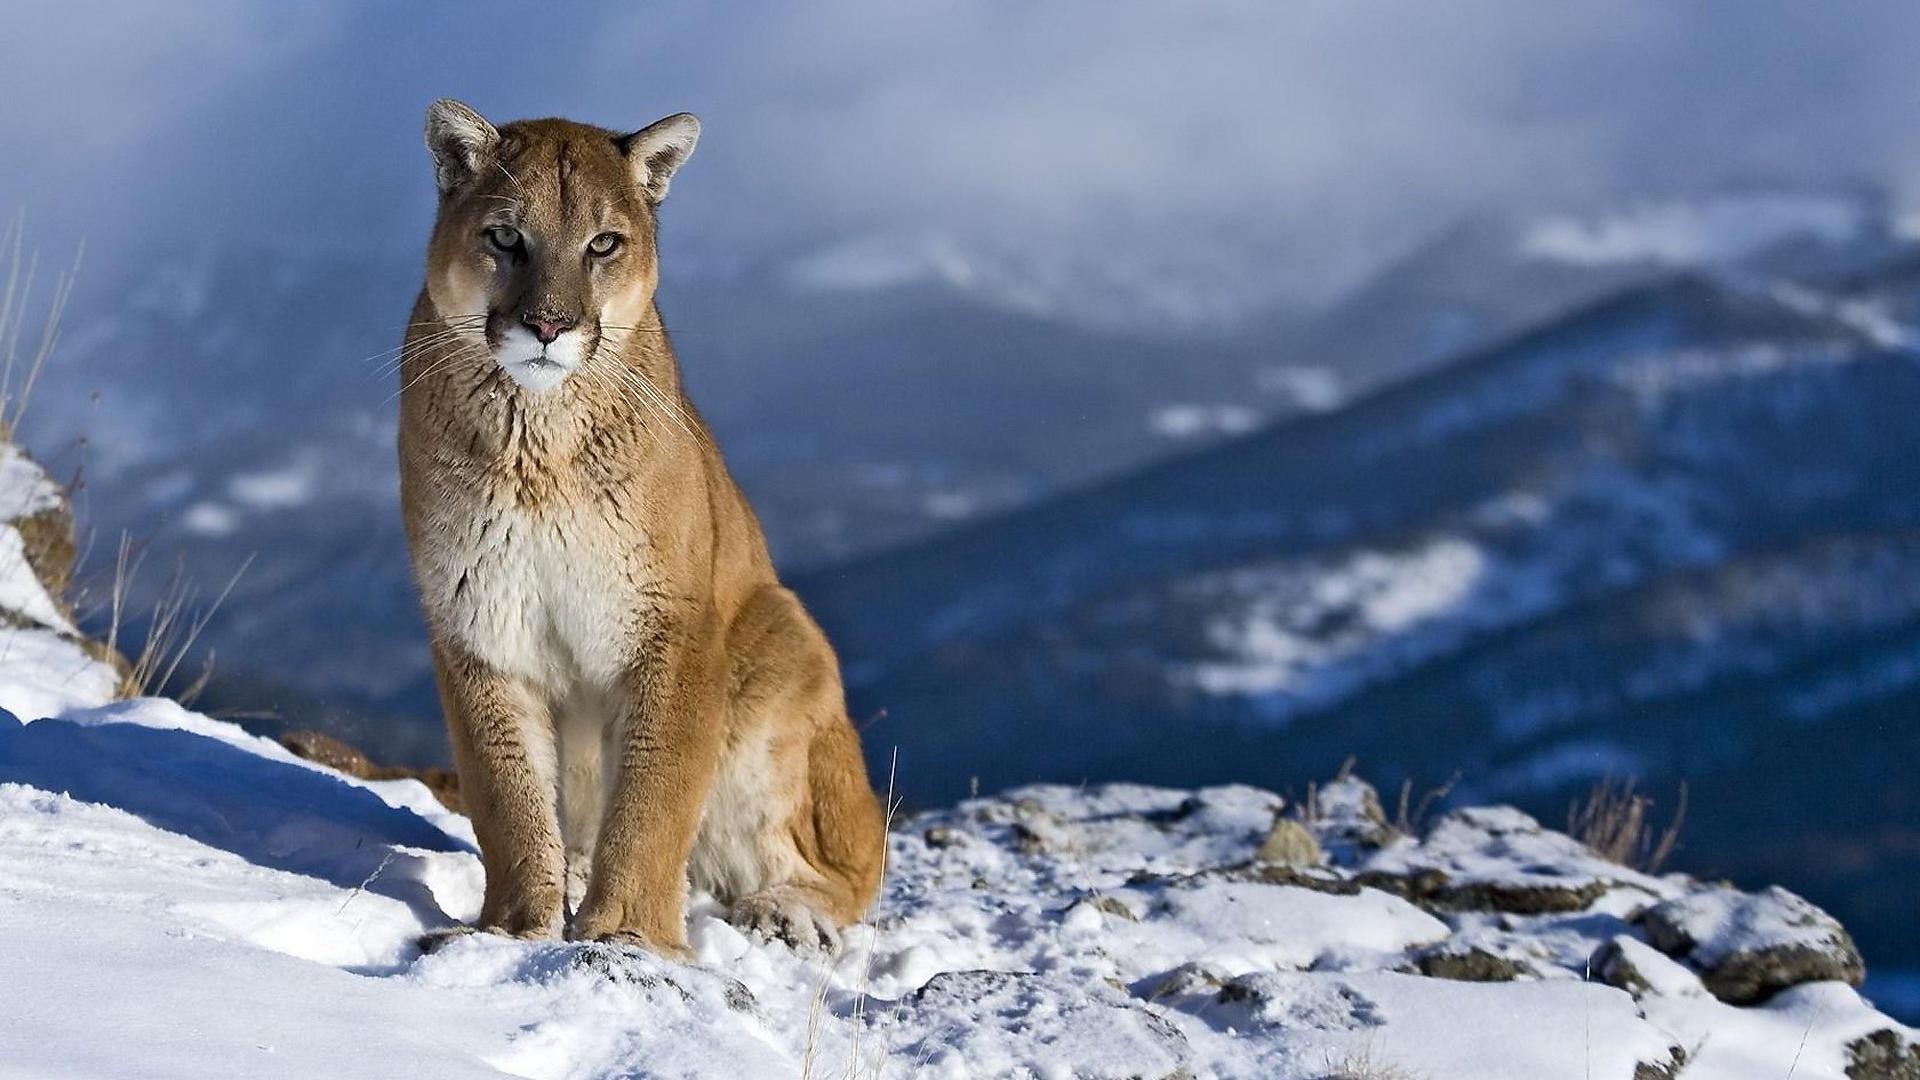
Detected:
left=523, top=315, right=575, bottom=344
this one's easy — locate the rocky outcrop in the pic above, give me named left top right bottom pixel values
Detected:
left=0, top=443, right=128, bottom=712
left=1641, top=884, right=1864, bottom=1005
left=1848, top=1028, right=1920, bottom=1080
left=278, top=729, right=462, bottom=812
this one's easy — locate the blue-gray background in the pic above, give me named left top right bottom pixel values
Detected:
left=5, top=2, right=1919, bottom=997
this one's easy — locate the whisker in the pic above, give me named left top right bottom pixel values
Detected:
left=407, top=315, right=486, bottom=327
left=388, top=338, right=484, bottom=402
left=494, top=161, right=528, bottom=196
left=584, top=362, right=671, bottom=440
left=360, top=331, right=466, bottom=374
left=365, top=329, right=478, bottom=378
left=604, top=357, right=700, bottom=442
left=587, top=340, right=688, bottom=439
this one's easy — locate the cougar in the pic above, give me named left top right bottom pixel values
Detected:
left=398, top=99, right=884, bottom=956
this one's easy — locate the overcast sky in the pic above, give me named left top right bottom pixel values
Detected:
left=6, top=2, right=1920, bottom=311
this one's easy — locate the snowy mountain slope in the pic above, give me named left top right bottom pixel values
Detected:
left=797, top=264, right=1920, bottom=972
left=1278, top=188, right=1904, bottom=397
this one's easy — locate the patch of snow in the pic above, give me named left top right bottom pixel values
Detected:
left=0, top=444, right=66, bottom=520
left=0, top=524, right=75, bottom=635
left=1256, top=365, right=1344, bottom=411
left=1611, top=342, right=1859, bottom=404
left=1149, top=403, right=1263, bottom=439
left=1362, top=805, right=1670, bottom=901
left=921, top=490, right=978, bottom=521
left=1520, top=193, right=1866, bottom=267
left=1184, top=538, right=1487, bottom=697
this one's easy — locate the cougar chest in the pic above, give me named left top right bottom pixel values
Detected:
left=430, top=497, right=639, bottom=691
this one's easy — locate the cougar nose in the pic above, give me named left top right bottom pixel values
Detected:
left=522, top=313, right=576, bottom=344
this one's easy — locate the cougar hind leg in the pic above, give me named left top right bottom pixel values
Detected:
left=691, top=586, right=885, bottom=951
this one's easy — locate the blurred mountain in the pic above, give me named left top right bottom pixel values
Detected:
left=799, top=247, right=1920, bottom=966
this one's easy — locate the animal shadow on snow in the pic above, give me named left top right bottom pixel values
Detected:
left=0, top=709, right=472, bottom=933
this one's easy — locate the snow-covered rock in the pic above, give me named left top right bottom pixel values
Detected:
left=1642, top=883, right=1866, bottom=1005
left=0, top=443, right=122, bottom=720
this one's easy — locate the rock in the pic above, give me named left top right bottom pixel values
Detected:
left=1591, top=936, right=1706, bottom=999
left=1634, top=1046, right=1689, bottom=1080
left=279, top=729, right=463, bottom=812
left=1311, top=774, right=1397, bottom=865
left=1641, top=885, right=1864, bottom=1005
left=1847, top=1028, right=1920, bottom=1080
left=1208, top=971, right=1384, bottom=1032
left=897, top=970, right=1192, bottom=1079
left=1182, top=860, right=1361, bottom=896
left=1135, top=962, right=1232, bottom=1003
left=1357, top=806, right=1657, bottom=915
left=922, top=824, right=964, bottom=849
left=1255, top=816, right=1325, bottom=866
left=0, top=444, right=131, bottom=687
left=1416, top=946, right=1526, bottom=983
left=1010, top=821, right=1049, bottom=855
left=1436, top=878, right=1609, bottom=915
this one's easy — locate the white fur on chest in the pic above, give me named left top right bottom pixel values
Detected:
left=423, top=500, right=637, bottom=691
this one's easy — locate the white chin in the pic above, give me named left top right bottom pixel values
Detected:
left=495, top=326, right=583, bottom=392
left=502, top=356, right=573, bottom=392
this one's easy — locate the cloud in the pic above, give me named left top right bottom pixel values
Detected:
left=5, top=1, right=1920, bottom=311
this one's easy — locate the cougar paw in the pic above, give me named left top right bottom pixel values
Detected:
left=580, top=928, right=694, bottom=963
left=730, top=892, right=843, bottom=954
left=416, top=925, right=476, bottom=954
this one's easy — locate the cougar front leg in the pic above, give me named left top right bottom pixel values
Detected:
left=571, top=611, right=728, bottom=956
left=434, top=645, right=566, bottom=939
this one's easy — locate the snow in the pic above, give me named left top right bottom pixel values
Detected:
left=1182, top=538, right=1488, bottom=698
left=1653, top=884, right=1853, bottom=970
left=1149, top=403, right=1263, bottom=439
left=0, top=443, right=68, bottom=521
left=1520, top=193, right=1866, bottom=267
left=0, top=700, right=1910, bottom=1078
left=1361, top=805, right=1668, bottom=901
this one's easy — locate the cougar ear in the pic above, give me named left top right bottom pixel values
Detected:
left=616, top=113, right=700, bottom=202
left=425, top=99, right=500, bottom=195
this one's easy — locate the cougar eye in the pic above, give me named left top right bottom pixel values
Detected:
left=485, top=225, right=522, bottom=252
left=587, top=232, right=623, bottom=257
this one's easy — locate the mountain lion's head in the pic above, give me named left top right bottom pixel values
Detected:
left=422, top=99, right=699, bottom=392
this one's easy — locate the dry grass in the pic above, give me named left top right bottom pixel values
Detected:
left=1324, top=1044, right=1428, bottom=1080
left=101, top=532, right=251, bottom=705
left=0, top=210, right=82, bottom=440
left=1568, top=776, right=1687, bottom=873
left=1392, top=771, right=1460, bottom=837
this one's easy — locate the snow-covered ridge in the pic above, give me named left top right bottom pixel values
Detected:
left=3, top=695, right=1915, bottom=1077
left=1520, top=192, right=1869, bottom=268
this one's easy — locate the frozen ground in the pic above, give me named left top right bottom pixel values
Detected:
left=0, top=451, right=1912, bottom=1078
left=1, top=692, right=1914, bottom=1078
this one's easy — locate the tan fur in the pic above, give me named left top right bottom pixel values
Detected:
left=399, top=100, right=884, bottom=955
